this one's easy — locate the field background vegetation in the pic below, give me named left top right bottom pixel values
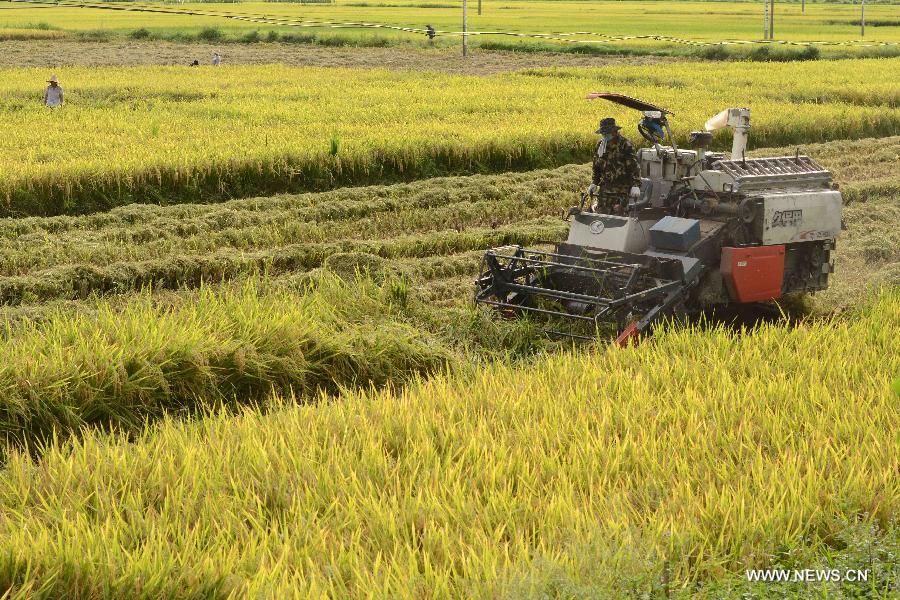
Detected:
left=2, top=0, right=899, bottom=46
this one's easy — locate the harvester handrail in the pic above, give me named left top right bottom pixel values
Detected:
left=487, top=253, right=639, bottom=278
left=499, top=245, right=683, bottom=270
left=486, top=249, right=665, bottom=279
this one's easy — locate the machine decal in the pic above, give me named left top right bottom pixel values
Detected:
left=590, top=220, right=606, bottom=234
left=797, top=230, right=833, bottom=241
left=771, top=209, right=803, bottom=227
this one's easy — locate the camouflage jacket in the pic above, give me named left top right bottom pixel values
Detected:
left=592, top=135, right=641, bottom=190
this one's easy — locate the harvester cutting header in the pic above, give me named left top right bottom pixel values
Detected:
left=475, top=93, right=843, bottom=345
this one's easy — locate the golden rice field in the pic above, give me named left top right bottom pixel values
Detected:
left=0, top=57, right=898, bottom=215
left=0, top=290, right=896, bottom=597
left=0, top=23, right=898, bottom=598
left=0, top=135, right=893, bottom=597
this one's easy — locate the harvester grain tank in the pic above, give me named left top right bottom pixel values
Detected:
left=474, top=94, right=843, bottom=344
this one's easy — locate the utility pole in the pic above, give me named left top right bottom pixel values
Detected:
left=463, top=0, right=468, bottom=57
left=801, top=0, right=805, bottom=13
left=763, top=0, right=769, bottom=40
left=478, top=0, right=481, bottom=16
left=769, top=0, right=775, bottom=40
left=861, top=0, right=866, bottom=37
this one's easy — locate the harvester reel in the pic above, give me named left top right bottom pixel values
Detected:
left=475, top=245, right=687, bottom=342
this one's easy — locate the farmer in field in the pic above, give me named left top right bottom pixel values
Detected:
left=43, top=75, right=64, bottom=108
left=426, top=25, right=436, bottom=44
left=212, top=52, right=221, bottom=66
left=588, top=117, right=641, bottom=214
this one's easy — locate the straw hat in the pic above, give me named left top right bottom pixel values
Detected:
left=47, top=75, right=59, bottom=84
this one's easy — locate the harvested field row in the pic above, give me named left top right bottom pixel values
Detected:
left=0, top=220, right=566, bottom=306
left=0, top=137, right=895, bottom=308
left=0, top=38, right=676, bottom=72
left=0, top=249, right=486, bottom=320
left=0, top=166, right=582, bottom=274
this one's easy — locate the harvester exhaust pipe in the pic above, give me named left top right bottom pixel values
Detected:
left=705, top=107, right=751, bottom=159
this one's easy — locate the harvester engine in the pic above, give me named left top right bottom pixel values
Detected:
left=475, top=94, right=843, bottom=344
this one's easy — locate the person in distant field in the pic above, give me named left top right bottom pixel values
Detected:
left=588, top=117, right=641, bottom=214
left=190, top=59, right=200, bottom=67
left=425, top=24, right=436, bottom=44
left=212, top=52, right=221, bottom=66
left=43, top=74, right=64, bottom=108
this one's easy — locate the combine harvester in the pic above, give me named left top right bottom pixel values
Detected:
left=475, top=94, right=843, bottom=345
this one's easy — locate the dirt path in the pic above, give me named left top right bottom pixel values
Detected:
left=0, top=39, right=676, bottom=73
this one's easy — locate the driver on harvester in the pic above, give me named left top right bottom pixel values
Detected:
left=588, top=117, right=641, bottom=214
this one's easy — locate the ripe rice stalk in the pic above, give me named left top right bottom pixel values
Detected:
left=0, top=60, right=897, bottom=216
left=0, top=290, right=894, bottom=597
left=0, top=275, right=452, bottom=452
